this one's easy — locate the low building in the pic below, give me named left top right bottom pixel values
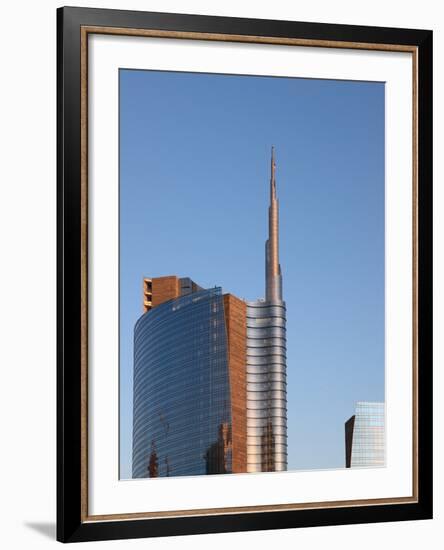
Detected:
left=345, top=401, right=385, bottom=468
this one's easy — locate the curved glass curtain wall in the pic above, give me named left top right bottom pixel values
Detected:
left=246, top=300, right=287, bottom=472
left=132, top=287, right=232, bottom=478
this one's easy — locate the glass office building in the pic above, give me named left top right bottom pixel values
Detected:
left=132, top=287, right=233, bottom=478
left=246, top=300, right=287, bottom=472
left=345, top=401, right=385, bottom=468
left=246, top=147, right=287, bottom=472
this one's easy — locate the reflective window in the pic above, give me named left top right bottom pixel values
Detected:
left=133, top=288, right=232, bottom=478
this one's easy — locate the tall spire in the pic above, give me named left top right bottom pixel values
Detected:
left=270, top=146, right=276, bottom=201
left=266, top=147, right=282, bottom=302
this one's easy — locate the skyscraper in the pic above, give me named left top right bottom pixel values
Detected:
left=132, top=283, right=247, bottom=477
left=132, top=149, right=287, bottom=478
left=246, top=147, right=287, bottom=472
left=345, top=402, right=385, bottom=468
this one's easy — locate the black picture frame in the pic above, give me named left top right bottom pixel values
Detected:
left=57, top=5, right=433, bottom=543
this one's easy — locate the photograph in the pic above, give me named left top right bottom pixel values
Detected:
left=0, top=0, right=438, bottom=545
left=54, top=6, right=433, bottom=542
left=118, top=69, right=386, bottom=480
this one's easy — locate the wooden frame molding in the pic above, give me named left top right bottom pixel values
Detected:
left=80, top=24, right=419, bottom=524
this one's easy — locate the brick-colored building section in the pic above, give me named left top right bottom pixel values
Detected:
left=223, top=294, right=247, bottom=473
left=144, top=276, right=180, bottom=312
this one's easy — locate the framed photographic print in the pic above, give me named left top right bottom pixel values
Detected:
left=57, top=6, right=433, bottom=543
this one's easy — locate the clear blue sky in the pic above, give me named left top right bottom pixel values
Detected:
left=119, top=69, right=385, bottom=479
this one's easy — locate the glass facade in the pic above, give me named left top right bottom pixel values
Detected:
left=246, top=300, right=287, bottom=472
left=346, top=401, right=385, bottom=468
left=132, top=287, right=232, bottom=478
